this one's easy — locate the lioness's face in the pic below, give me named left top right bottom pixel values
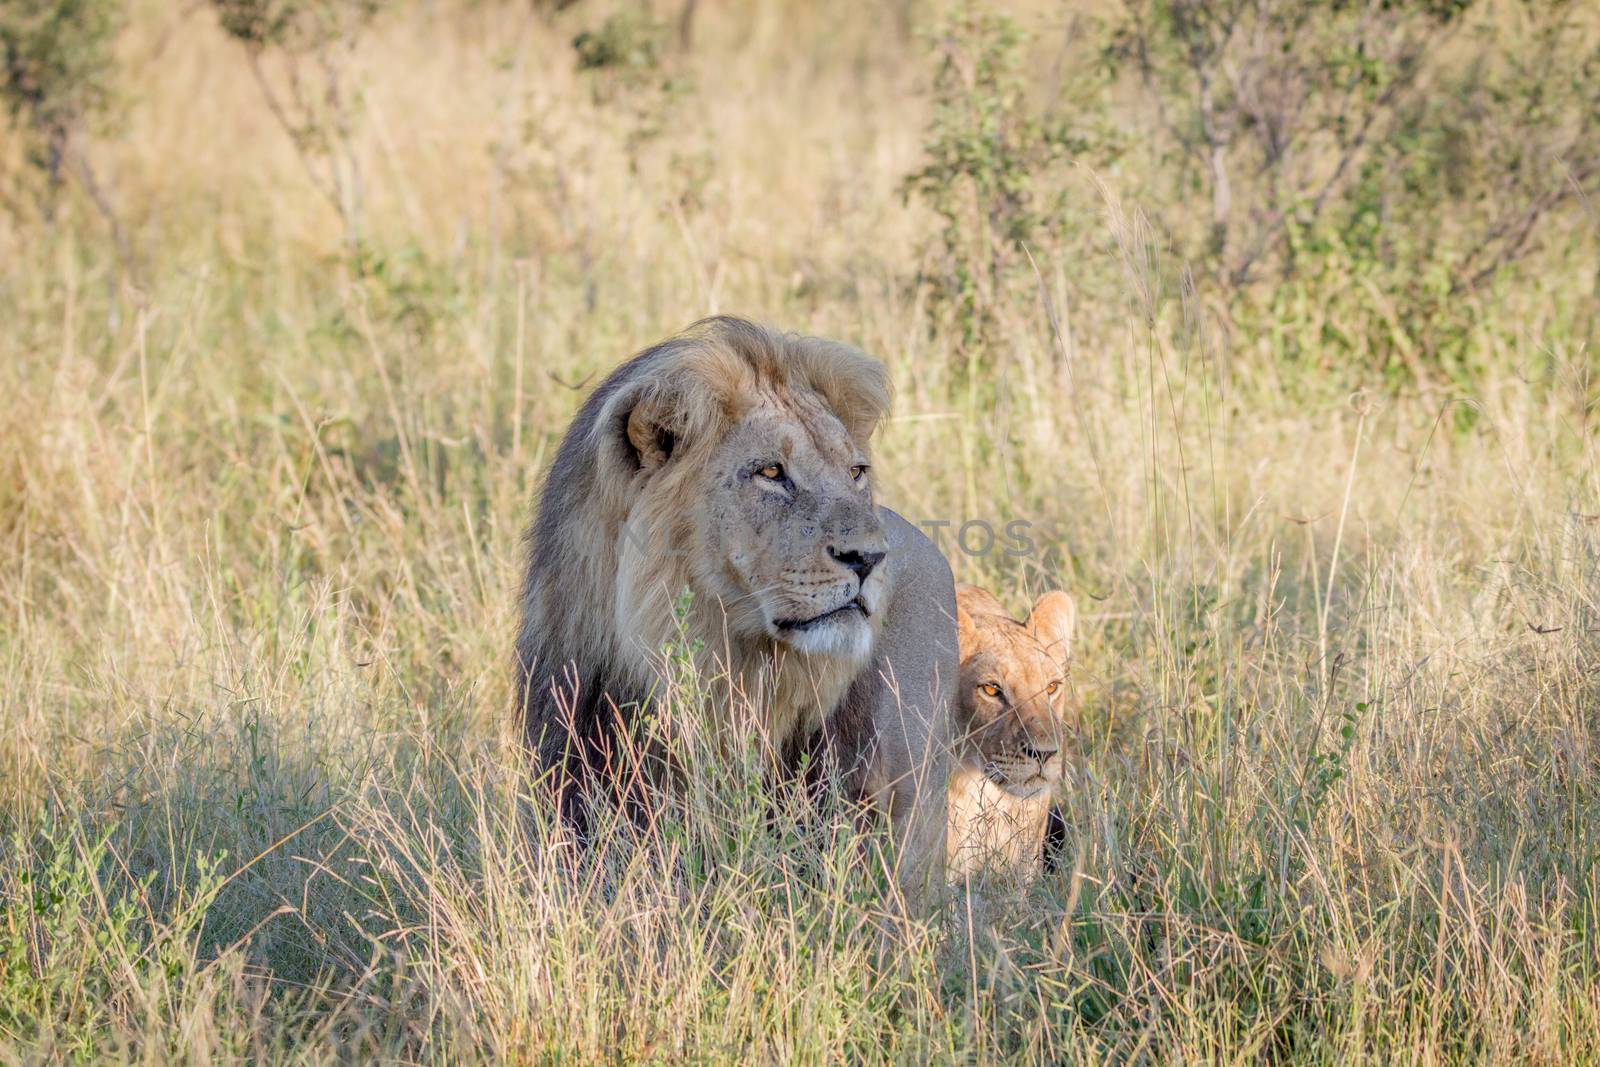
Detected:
left=697, top=394, right=888, bottom=663
left=956, top=590, right=1077, bottom=799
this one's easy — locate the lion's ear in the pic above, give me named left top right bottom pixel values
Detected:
left=624, top=393, right=677, bottom=471
left=1026, top=590, right=1076, bottom=661
left=605, top=346, right=733, bottom=474
left=803, top=344, right=891, bottom=447
left=600, top=375, right=688, bottom=474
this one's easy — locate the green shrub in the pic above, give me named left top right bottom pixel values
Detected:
left=210, top=0, right=389, bottom=254
left=906, top=4, right=1118, bottom=354
left=1, top=822, right=228, bottom=1059
left=0, top=0, right=128, bottom=265
left=0, top=0, right=121, bottom=188
left=573, top=10, right=665, bottom=78
left=1102, top=0, right=1600, bottom=381
left=571, top=10, right=692, bottom=168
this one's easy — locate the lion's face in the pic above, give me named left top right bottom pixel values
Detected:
left=691, top=396, right=888, bottom=663
left=603, top=327, right=894, bottom=676
left=955, top=587, right=1077, bottom=799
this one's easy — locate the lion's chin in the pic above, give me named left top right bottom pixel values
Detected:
left=774, top=610, right=875, bottom=664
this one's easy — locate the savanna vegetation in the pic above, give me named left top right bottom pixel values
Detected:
left=2, top=0, right=1599, bottom=1060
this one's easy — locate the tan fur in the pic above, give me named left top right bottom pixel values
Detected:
left=603, top=348, right=890, bottom=755
left=947, top=764, right=1054, bottom=878
left=947, top=584, right=1077, bottom=881
left=518, top=318, right=956, bottom=904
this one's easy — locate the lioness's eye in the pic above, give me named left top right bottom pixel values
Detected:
left=757, top=464, right=784, bottom=481
left=980, top=683, right=1001, bottom=698
left=850, top=464, right=869, bottom=482
left=1046, top=681, right=1061, bottom=695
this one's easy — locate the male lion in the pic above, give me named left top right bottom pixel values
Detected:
left=516, top=316, right=956, bottom=900
left=947, top=583, right=1077, bottom=881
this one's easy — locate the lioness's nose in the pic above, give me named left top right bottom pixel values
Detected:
left=829, top=545, right=886, bottom=583
left=1021, top=742, right=1059, bottom=766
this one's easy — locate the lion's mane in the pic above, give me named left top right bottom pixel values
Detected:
left=515, top=316, right=892, bottom=827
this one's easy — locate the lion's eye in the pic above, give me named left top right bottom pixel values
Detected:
left=1046, top=681, right=1061, bottom=695
left=850, top=464, right=869, bottom=482
left=980, top=683, right=1002, bottom=698
left=757, top=464, right=784, bottom=481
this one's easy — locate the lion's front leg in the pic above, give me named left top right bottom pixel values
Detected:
left=863, top=508, right=958, bottom=911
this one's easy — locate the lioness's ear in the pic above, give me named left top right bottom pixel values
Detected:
left=956, top=596, right=978, bottom=653
left=1027, top=590, right=1076, bottom=661
left=955, top=584, right=1003, bottom=658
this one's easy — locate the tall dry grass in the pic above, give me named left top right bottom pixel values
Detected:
left=2, top=1, right=1598, bottom=1062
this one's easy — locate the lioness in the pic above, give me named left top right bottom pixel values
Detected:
left=947, top=583, right=1076, bottom=881
left=516, top=316, right=956, bottom=901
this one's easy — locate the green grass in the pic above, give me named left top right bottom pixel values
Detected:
left=2, top=1, right=1599, bottom=1062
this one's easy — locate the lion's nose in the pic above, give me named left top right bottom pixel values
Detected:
left=828, top=545, right=886, bottom=583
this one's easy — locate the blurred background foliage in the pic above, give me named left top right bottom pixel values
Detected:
left=2, top=0, right=1595, bottom=385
